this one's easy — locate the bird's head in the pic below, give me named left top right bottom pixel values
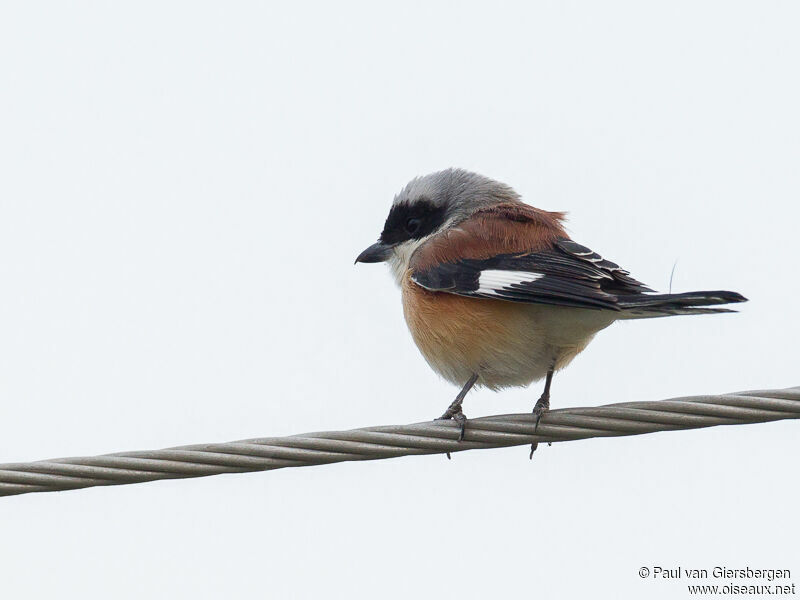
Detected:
left=355, top=168, right=520, bottom=278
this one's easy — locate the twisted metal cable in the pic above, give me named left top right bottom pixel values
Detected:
left=1, top=386, right=798, bottom=498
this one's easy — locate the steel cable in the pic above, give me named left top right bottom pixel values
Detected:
left=1, top=386, right=797, bottom=498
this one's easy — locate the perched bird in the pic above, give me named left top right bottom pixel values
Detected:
left=355, top=169, right=746, bottom=455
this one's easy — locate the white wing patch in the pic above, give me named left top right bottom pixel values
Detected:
left=476, top=270, right=544, bottom=296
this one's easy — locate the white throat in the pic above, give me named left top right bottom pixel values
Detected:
left=387, top=238, right=429, bottom=286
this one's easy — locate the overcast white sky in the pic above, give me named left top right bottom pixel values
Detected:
left=1, top=2, right=798, bottom=598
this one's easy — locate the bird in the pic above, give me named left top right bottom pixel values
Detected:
left=355, top=168, right=747, bottom=456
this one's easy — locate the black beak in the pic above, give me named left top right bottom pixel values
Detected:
left=355, top=241, right=392, bottom=264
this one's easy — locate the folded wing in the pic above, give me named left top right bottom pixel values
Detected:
left=412, top=239, right=653, bottom=311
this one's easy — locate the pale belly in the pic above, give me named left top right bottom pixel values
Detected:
left=401, top=274, right=615, bottom=390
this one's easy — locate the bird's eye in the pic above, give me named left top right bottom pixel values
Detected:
left=405, top=218, right=421, bottom=235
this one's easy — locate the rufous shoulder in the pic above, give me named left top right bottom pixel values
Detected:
left=409, top=203, right=567, bottom=271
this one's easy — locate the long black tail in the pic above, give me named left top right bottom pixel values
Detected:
left=616, top=290, right=748, bottom=319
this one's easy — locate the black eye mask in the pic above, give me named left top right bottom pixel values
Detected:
left=379, top=199, right=447, bottom=245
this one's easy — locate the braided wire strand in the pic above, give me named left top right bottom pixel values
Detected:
left=1, top=386, right=798, bottom=498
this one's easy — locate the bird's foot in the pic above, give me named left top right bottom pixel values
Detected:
left=532, top=394, right=550, bottom=429
left=434, top=374, right=479, bottom=459
left=436, top=407, right=468, bottom=441
left=529, top=394, right=550, bottom=459
left=436, top=406, right=468, bottom=460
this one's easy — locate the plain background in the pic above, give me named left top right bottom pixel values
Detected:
left=1, top=2, right=798, bottom=598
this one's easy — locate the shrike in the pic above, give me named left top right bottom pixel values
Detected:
left=355, top=169, right=746, bottom=454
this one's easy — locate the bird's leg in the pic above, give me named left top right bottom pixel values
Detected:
left=532, top=368, right=554, bottom=428
left=436, top=373, right=479, bottom=446
left=530, top=367, right=554, bottom=458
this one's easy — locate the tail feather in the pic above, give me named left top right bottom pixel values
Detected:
left=617, top=290, right=747, bottom=319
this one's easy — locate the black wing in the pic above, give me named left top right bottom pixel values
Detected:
left=411, top=238, right=653, bottom=311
